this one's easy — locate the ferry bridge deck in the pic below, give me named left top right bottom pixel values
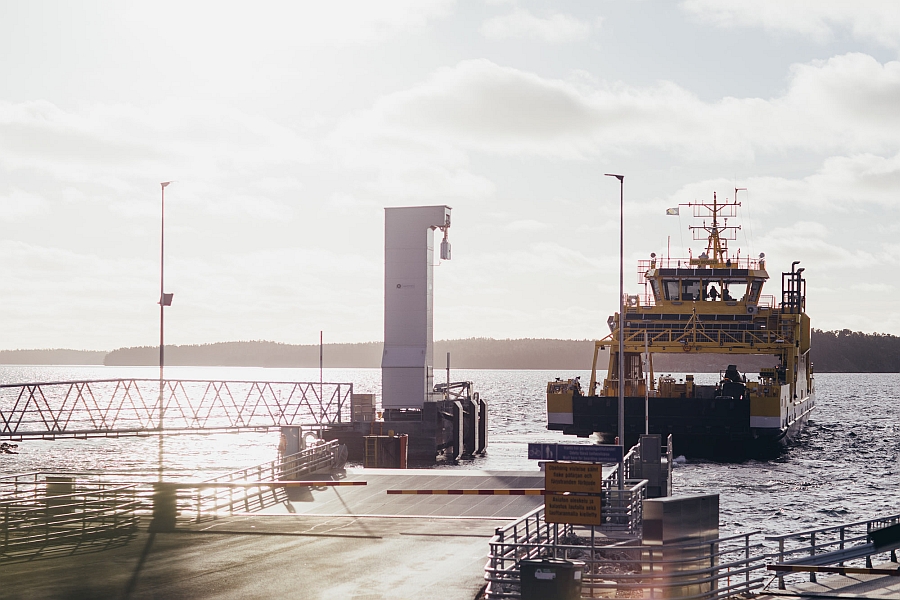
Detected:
left=0, top=378, right=353, bottom=440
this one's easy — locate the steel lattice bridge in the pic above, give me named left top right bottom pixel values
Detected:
left=0, top=378, right=353, bottom=440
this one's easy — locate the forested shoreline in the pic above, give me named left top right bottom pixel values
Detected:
left=0, top=329, right=897, bottom=372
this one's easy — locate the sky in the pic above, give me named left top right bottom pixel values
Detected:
left=1, top=0, right=900, bottom=351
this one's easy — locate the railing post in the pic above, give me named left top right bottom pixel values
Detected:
left=553, top=522, right=559, bottom=559
left=778, top=538, right=786, bottom=589
left=839, top=526, right=845, bottom=565
left=149, top=482, right=177, bottom=533
left=745, top=533, right=750, bottom=586
left=809, top=532, right=817, bottom=583
left=3, top=503, right=9, bottom=552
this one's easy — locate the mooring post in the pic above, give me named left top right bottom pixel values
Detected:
left=150, top=482, right=177, bottom=533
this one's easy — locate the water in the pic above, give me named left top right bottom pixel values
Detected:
left=1, top=365, right=898, bottom=538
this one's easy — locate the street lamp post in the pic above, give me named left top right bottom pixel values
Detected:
left=158, top=181, right=173, bottom=482
left=605, top=173, right=625, bottom=492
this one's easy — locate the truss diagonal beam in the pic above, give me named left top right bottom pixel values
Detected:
left=0, top=378, right=353, bottom=440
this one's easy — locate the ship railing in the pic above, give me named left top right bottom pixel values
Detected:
left=621, top=327, right=791, bottom=349
left=0, top=475, right=140, bottom=562
left=765, top=513, right=900, bottom=590
left=623, top=292, right=777, bottom=310
left=599, top=378, right=648, bottom=397
left=484, top=509, right=767, bottom=599
left=638, top=256, right=764, bottom=278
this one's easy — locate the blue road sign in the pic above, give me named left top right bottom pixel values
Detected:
left=528, top=443, right=623, bottom=463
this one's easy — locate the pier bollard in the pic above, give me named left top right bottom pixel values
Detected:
left=45, top=476, right=74, bottom=518
left=150, top=483, right=177, bottom=533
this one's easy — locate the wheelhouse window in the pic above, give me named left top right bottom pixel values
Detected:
left=664, top=280, right=679, bottom=300
left=747, top=280, right=763, bottom=302
left=650, top=279, right=662, bottom=302
left=681, top=279, right=701, bottom=301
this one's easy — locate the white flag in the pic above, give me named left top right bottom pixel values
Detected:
left=666, top=207, right=679, bottom=215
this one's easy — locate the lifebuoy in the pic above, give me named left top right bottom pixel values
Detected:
left=682, top=344, right=692, bottom=353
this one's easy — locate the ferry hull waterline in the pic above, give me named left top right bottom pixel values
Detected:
left=550, top=392, right=814, bottom=458
left=548, top=190, right=815, bottom=459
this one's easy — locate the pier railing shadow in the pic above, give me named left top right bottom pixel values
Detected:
left=0, top=474, right=140, bottom=563
left=187, top=439, right=344, bottom=522
left=0, top=440, right=344, bottom=561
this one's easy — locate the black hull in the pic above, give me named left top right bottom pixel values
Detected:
left=551, top=394, right=800, bottom=461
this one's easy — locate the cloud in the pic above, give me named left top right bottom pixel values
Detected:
left=365, top=166, right=495, bottom=200
left=481, top=9, right=594, bottom=43
left=0, top=100, right=315, bottom=219
left=669, top=151, right=900, bottom=214
left=681, top=0, right=900, bottom=49
left=330, top=54, right=900, bottom=163
left=0, top=188, right=49, bottom=219
left=124, top=0, right=456, bottom=49
left=505, top=219, right=550, bottom=232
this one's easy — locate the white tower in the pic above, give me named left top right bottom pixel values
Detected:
left=382, top=206, right=451, bottom=409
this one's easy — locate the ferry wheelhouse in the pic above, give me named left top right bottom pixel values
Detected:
left=547, top=191, right=815, bottom=457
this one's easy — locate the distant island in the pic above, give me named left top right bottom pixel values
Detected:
left=0, top=329, right=897, bottom=372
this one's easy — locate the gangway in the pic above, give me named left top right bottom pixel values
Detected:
left=0, top=378, right=353, bottom=440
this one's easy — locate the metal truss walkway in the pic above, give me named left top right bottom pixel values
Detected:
left=0, top=378, right=353, bottom=440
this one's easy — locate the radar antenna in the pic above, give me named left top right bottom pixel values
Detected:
left=682, top=192, right=741, bottom=267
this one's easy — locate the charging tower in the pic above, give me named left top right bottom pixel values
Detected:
left=382, top=206, right=451, bottom=409
left=380, top=206, right=486, bottom=461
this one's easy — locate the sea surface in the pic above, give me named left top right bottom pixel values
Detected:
left=1, top=365, right=898, bottom=538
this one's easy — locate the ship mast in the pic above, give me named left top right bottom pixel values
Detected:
left=686, top=192, right=741, bottom=267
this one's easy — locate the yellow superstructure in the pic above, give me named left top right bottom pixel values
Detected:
left=548, top=191, right=815, bottom=456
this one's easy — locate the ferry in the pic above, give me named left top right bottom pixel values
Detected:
left=547, top=190, right=815, bottom=458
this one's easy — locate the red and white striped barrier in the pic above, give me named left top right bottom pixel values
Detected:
left=387, top=489, right=546, bottom=496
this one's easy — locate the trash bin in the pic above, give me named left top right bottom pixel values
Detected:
left=519, top=558, right=582, bottom=600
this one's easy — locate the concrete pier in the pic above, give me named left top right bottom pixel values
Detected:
left=0, top=470, right=543, bottom=600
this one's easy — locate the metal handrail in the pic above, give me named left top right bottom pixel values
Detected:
left=485, top=526, right=767, bottom=599
left=1, top=441, right=343, bottom=532
left=765, top=512, right=900, bottom=589
left=190, top=440, right=341, bottom=521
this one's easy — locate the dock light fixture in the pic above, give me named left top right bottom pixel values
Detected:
left=605, top=173, right=625, bottom=492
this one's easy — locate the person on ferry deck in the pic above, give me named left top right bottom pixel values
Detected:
left=707, top=285, right=719, bottom=301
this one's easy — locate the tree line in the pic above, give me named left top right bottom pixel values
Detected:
left=0, top=330, right=897, bottom=372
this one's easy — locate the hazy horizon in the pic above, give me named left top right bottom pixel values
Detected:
left=2, top=2, right=899, bottom=350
